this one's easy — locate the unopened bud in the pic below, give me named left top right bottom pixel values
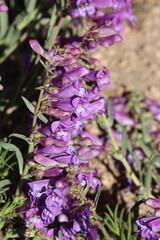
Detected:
left=0, top=4, right=9, bottom=12
left=29, top=39, right=44, bottom=56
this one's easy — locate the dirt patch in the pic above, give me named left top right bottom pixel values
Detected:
left=94, top=0, right=160, bottom=100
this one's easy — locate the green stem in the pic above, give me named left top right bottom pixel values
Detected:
left=15, top=13, right=66, bottom=200
left=121, top=156, right=141, bottom=187
left=92, top=210, right=113, bottom=240
left=32, top=88, right=44, bottom=129
left=100, top=114, right=141, bottom=188
left=101, top=114, right=119, bottom=151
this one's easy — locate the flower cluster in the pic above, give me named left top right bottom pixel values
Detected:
left=21, top=39, right=110, bottom=239
left=69, top=0, right=136, bottom=34
left=136, top=198, right=160, bottom=240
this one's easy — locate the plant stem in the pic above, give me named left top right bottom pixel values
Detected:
left=15, top=13, right=66, bottom=200
left=92, top=209, right=113, bottom=240
left=32, top=88, right=44, bottom=129
left=120, top=155, right=141, bottom=187
left=99, top=114, right=141, bottom=188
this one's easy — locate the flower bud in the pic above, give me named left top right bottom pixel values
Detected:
left=29, top=40, right=44, bottom=56
left=0, top=4, right=9, bottom=12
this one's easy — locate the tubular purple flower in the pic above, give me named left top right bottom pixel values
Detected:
left=136, top=216, right=160, bottom=239
left=96, top=34, right=123, bottom=48
left=64, top=66, right=90, bottom=81
left=113, top=111, right=136, bottom=126
left=145, top=198, right=160, bottom=209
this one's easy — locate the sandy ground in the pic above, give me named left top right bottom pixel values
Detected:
left=94, top=0, right=160, bottom=100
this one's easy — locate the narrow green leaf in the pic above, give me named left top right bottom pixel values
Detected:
left=120, top=230, right=126, bottom=240
left=83, top=180, right=90, bottom=195
left=21, top=96, right=35, bottom=113
left=45, top=5, right=57, bottom=49
left=107, top=99, right=114, bottom=127
left=0, top=141, right=23, bottom=175
left=127, top=212, right=132, bottom=240
left=106, top=205, right=114, bottom=218
left=0, top=12, right=9, bottom=39
left=94, top=186, right=104, bottom=209
left=17, top=8, right=39, bottom=30
left=25, top=0, right=37, bottom=13
left=139, top=140, right=151, bottom=158
left=37, top=112, right=48, bottom=124
left=119, top=208, right=125, bottom=228
left=22, top=96, right=48, bottom=124
left=0, top=179, right=11, bottom=188
left=58, top=230, right=63, bottom=240
left=141, top=116, right=151, bottom=144
left=149, top=155, right=160, bottom=167
left=152, top=172, right=160, bottom=188
left=9, top=133, right=30, bottom=144
left=133, top=150, right=141, bottom=172
left=122, top=127, right=127, bottom=158
left=126, top=139, right=133, bottom=153
left=144, top=167, right=152, bottom=194
left=5, top=26, right=20, bottom=46
left=103, top=218, right=117, bottom=234
left=60, top=0, right=65, bottom=9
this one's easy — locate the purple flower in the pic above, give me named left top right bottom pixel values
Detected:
left=51, top=97, right=80, bottom=112
left=112, top=110, right=136, bottom=126
left=76, top=171, right=101, bottom=190
left=127, top=149, right=144, bottom=167
left=70, top=0, right=95, bottom=17
left=85, top=67, right=110, bottom=91
left=64, top=66, right=90, bottom=82
left=145, top=198, right=160, bottom=209
left=96, top=34, right=122, bottom=48
left=146, top=99, right=160, bottom=122
left=136, top=216, right=160, bottom=239
left=136, top=198, right=160, bottom=240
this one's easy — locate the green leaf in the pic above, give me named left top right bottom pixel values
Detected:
left=150, top=155, right=160, bottom=167
left=94, top=186, right=104, bottom=209
left=25, top=0, right=37, bottom=13
left=58, top=230, right=63, bottom=240
left=83, top=180, right=90, bottom=195
left=113, top=204, right=119, bottom=228
left=17, top=8, right=39, bottom=30
left=133, top=150, right=141, bottom=172
left=107, top=99, right=113, bottom=127
left=0, top=179, right=11, bottom=188
left=152, top=172, right=160, bottom=188
left=126, top=139, right=133, bottom=152
left=120, top=230, right=126, bottom=240
left=127, top=212, right=132, bottom=240
left=141, top=116, right=151, bottom=144
left=0, top=141, right=23, bottom=175
left=0, top=12, right=9, bottom=39
left=22, top=96, right=48, bottom=124
left=139, top=140, right=151, bottom=158
left=45, top=5, right=57, bottom=49
left=9, top=133, right=30, bottom=144
left=22, top=96, right=35, bottom=113
left=144, top=167, right=152, bottom=196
